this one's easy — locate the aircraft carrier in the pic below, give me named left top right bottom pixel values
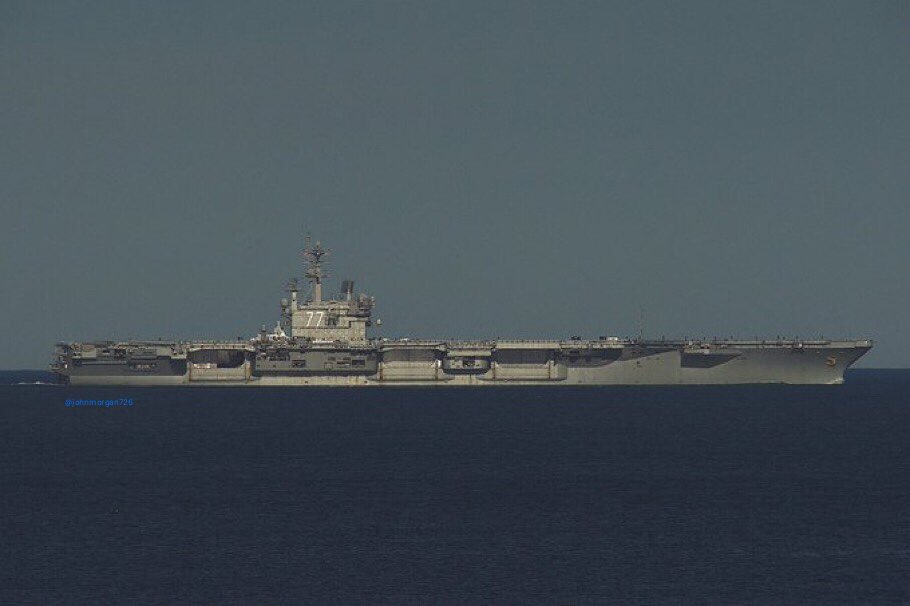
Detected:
left=52, top=239, right=872, bottom=386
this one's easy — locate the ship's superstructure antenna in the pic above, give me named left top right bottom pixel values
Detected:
left=303, top=236, right=330, bottom=303
left=284, top=277, right=299, bottom=323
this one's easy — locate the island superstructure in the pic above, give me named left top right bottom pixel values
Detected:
left=52, top=238, right=872, bottom=386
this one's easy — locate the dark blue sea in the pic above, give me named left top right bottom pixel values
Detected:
left=2, top=370, right=909, bottom=603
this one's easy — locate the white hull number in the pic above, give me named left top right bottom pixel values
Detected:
left=304, top=311, right=325, bottom=327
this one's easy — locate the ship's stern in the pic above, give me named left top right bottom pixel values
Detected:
left=50, top=343, right=73, bottom=385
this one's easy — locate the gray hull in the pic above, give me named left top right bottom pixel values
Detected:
left=55, top=339, right=872, bottom=386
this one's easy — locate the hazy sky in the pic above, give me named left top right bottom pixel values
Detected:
left=1, top=1, right=908, bottom=368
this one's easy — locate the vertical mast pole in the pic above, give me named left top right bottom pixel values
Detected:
left=303, top=236, right=329, bottom=303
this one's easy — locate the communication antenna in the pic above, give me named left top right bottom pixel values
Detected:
left=638, top=306, right=645, bottom=342
left=302, top=235, right=330, bottom=303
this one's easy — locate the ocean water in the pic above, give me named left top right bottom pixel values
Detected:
left=2, top=370, right=908, bottom=603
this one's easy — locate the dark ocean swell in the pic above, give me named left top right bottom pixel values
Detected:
left=2, top=369, right=908, bottom=602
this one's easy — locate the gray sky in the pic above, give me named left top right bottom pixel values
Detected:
left=1, top=1, right=908, bottom=368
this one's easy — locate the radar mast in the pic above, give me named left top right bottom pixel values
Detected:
left=303, top=236, right=330, bottom=303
